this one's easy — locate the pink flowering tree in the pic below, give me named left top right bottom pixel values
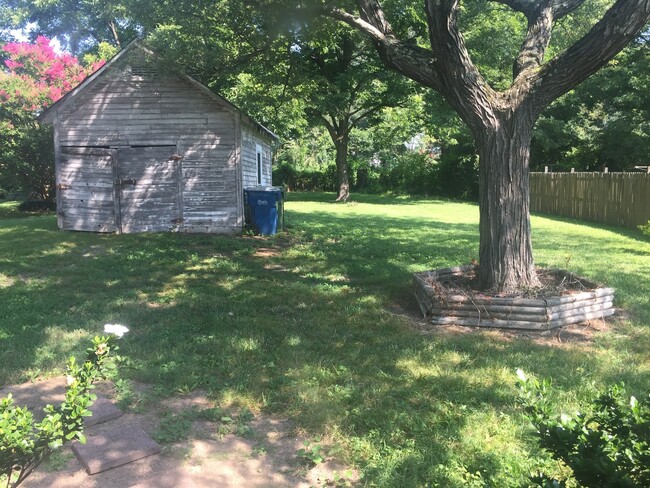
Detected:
left=0, top=36, right=104, bottom=201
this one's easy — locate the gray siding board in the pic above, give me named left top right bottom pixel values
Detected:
left=241, top=125, right=272, bottom=189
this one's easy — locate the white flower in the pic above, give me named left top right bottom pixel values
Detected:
left=104, top=323, right=129, bottom=338
left=66, top=375, right=76, bottom=387
left=516, top=369, right=527, bottom=382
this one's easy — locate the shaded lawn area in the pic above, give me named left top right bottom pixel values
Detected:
left=0, top=193, right=649, bottom=486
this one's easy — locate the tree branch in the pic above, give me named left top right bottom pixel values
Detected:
left=108, top=20, right=121, bottom=48
left=319, top=114, right=338, bottom=138
left=551, top=0, right=587, bottom=18
left=326, top=3, right=442, bottom=91
left=492, top=0, right=538, bottom=17
left=531, top=0, right=650, bottom=112
left=490, top=0, right=586, bottom=20
left=350, top=103, right=386, bottom=129
left=424, top=0, right=498, bottom=131
left=325, top=5, right=387, bottom=44
left=513, top=1, right=554, bottom=79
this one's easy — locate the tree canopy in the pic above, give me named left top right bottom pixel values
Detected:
left=0, top=37, right=105, bottom=200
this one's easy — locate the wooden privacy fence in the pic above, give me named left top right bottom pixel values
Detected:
left=529, top=171, right=650, bottom=229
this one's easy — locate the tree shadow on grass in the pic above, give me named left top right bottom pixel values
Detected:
left=1, top=198, right=649, bottom=486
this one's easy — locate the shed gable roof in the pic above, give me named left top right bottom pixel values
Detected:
left=38, top=39, right=278, bottom=141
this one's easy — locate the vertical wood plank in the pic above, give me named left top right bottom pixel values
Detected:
left=234, top=114, right=244, bottom=228
left=111, top=149, right=121, bottom=234
left=53, top=120, right=63, bottom=230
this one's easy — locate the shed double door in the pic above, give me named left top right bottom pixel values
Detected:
left=58, top=146, right=181, bottom=233
left=115, top=146, right=181, bottom=233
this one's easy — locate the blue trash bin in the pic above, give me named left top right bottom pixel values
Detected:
left=244, top=187, right=284, bottom=235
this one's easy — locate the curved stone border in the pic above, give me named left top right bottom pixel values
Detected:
left=413, top=265, right=615, bottom=330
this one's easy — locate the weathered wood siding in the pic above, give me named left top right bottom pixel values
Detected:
left=116, top=146, right=181, bottom=233
left=241, top=124, right=273, bottom=188
left=58, top=147, right=117, bottom=232
left=55, top=52, right=240, bottom=233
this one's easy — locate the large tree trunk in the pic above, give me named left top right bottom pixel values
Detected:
left=334, top=132, right=350, bottom=202
left=476, top=114, right=540, bottom=292
left=329, top=0, right=650, bottom=292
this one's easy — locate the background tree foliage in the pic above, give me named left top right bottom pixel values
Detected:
left=0, top=0, right=138, bottom=52
left=0, top=37, right=106, bottom=200
left=0, top=0, right=647, bottom=204
left=291, top=22, right=414, bottom=201
left=532, top=36, right=650, bottom=172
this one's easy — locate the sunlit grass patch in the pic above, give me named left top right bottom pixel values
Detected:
left=0, top=192, right=648, bottom=486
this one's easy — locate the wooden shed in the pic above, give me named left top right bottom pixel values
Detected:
left=39, top=40, right=278, bottom=234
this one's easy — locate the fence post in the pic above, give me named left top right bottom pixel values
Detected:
left=571, top=168, right=575, bottom=173
left=604, top=167, right=609, bottom=173
left=544, top=166, right=549, bottom=173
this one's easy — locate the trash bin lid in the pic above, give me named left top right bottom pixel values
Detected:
left=244, top=187, right=283, bottom=205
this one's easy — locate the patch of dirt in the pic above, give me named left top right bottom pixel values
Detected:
left=23, top=386, right=358, bottom=488
left=251, top=241, right=293, bottom=272
left=423, top=266, right=601, bottom=299
left=254, top=247, right=282, bottom=259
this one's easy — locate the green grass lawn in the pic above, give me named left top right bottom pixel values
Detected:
left=1, top=194, right=649, bottom=486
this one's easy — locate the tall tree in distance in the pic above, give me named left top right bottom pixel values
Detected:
left=296, top=25, right=411, bottom=201
left=322, top=0, right=650, bottom=291
left=124, top=2, right=413, bottom=201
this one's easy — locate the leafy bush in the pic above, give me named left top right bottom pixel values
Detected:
left=639, top=221, right=650, bottom=238
left=377, top=152, right=438, bottom=196
left=1, top=333, right=123, bottom=487
left=274, top=149, right=480, bottom=200
left=17, top=201, right=56, bottom=213
left=516, top=369, right=650, bottom=488
left=273, top=161, right=336, bottom=192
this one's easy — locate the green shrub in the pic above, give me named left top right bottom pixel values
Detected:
left=1, top=333, right=123, bottom=487
left=376, top=152, right=438, bottom=196
left=516, top=369, right=650, bottom=488
left=639, top=220, right=650, bottom=237
left=273, top=161, right=336, bottom=192
left=16, top=201, right=56, bottom=213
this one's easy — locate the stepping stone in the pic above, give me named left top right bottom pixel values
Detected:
left=1, top=377, right=122, bottom=425
left=85, top=395, right=123, bottom=427
left=71, top=425, right=161, bottom=475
